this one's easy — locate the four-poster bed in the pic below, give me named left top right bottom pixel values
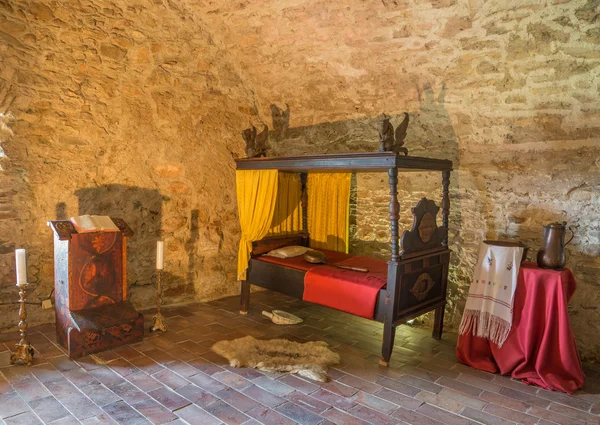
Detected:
left=235, top=152, right=452, bottom=366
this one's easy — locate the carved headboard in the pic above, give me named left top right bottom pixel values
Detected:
left=400, top=198, right=447, bottom=257
left=251, top=232, right=309, bottom=257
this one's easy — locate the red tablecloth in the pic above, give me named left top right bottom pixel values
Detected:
left=456, top=262, right=584, bottom=394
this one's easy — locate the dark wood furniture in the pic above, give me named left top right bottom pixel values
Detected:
left=235, top=152, right=452, bottom=366
left=47, top=219, right=144, bottom=359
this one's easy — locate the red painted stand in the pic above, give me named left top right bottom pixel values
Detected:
left=48, top=219, right=144, bottom=359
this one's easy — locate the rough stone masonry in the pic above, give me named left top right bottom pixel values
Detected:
left=1, top=0, right=599, bottom=362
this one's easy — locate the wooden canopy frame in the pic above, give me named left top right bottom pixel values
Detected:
left=235, top=152, right=452, bottom=366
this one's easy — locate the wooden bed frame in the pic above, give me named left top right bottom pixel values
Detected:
left=235, top=152, right=452, bottom=366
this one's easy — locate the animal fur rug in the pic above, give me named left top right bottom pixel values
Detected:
left=212, top=336, right=340, bottom=382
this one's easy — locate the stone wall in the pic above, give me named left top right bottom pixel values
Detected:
left=1, top=0, right=599, bottom=362
left=193, top=0, right=600, bottom=362
left=0, top=0, right=256, bottom=329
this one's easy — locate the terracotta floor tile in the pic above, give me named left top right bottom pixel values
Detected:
left=128, top=357, right=163, bottom=376
left=285, top=391, right=331, bottom=414
left=416, top=403, right=471, bottom=425
left=337, top=374, right=383, bottom=394
left=548, top=402, right=600, bottom=424
left=275, top=401, right=324, bottom=425
left=102, top=401, right=147, bottom=425
left=436, top=376, right=482, bottom=397
left=131, top=398, right=177, bottom=425
left=211, top=370, right=252, bottom=391
left=251, top=376, right=295, bottom=396
left=0, top=391, right=29, bottom=419
left=150, top=369, right=189, bottom=390
left=214, top=387, right=260, bottom=412
left=414, top=390, right=465, bottom=413
left=28, top=395, right=70, bottom=423
left=126, top=372, right=161, bottom=393
left=109, top=359, right=140, bottom=378
left=59, top=393, right=103, bottom=420
left=11, top=377, right=51, bottom=403
left=175, top=384, right=218, bottom=406
left=203, top=400, right=249, bottom=425
left=80, top=383, right=122, bottom=407
left=1, top=292, right=598, bottom=425
left=246, top=405, right=296, bottom=425
left=321, top=407, right=371, bottom=425
left=278, top=374, right=319, bottom=395
left=242, top=384, right=286, bottom=408
left=88, top=367, right=126, bottom=388
left=50, top=414, right=84, bottom=425
left=391, top=405, right=445, bottom=425
left=461, top=406, right=518, bottom=425
left=527, top=405, right=586, bottom=425
left=62, top=367, right=100, bottom=389
left=351, top=390, right=398, bottom=415
left=376, top=377, right=421, bottom=397
left=109, top=382, right=149, bottom=405
left=1, top=366, right=34, bottom=385
left=187, top=371, right=227, bottom=394
left=483, top=403, right=539, bottom=425
left=147, top=387, right=190, bottom=411
left=80, top=413, right=119, bottom=425
left=348, top=404, right=404, bottom=425
left=3, top=411, right=43, bottom=425
left=47, top=356, right=79, bottom=373
left=173, top=404, right=221, bottom=425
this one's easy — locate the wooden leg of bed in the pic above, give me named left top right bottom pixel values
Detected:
left=380, top=321, right=396, bottom=367
left=432, top=304, right=445, bottom=340
left=240, top=280, right=250, bottom=315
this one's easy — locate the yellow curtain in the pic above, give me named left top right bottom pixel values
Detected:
left=269, top=172, right=302, bottom=235
left=308, top=173, right=352, bottom=253
left=236, top=169, right=279, bottom=280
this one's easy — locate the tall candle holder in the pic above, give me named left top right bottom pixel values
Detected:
left=150, top=269, right=167, bottom=332
left=10, top=281, right=34, bottom=365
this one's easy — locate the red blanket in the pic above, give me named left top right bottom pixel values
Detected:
left=303, top=255, right=388, bottom=319
left=257, top=250, right=388, bottom=319
left=456, top=263, right=584, bottom=393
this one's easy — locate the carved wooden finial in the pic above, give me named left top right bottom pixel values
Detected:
left=378, top=113, right=409, bottom=156
left=242, top=124, right=269, bottom=158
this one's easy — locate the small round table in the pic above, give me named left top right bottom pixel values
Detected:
left=456, top=262, right=584, bottom=394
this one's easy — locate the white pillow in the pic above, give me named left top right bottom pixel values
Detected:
left=264, top=245, right=310, bottom=259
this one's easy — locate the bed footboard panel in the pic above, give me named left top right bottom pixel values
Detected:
left=246, top=259, right=305, bottom=299
left=392, top=249, right=450, bottom=323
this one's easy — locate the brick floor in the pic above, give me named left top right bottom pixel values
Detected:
left=1, top=290, right=599, bottom=425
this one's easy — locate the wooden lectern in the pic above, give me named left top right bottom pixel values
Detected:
left=47, top=218, right=144, bottom=359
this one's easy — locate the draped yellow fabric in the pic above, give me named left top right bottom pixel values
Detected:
left=269, top=172, right=302, bottom=234
left=307, top=173, right=352, bottom=253
left=236, top=169, right=279, bottom=280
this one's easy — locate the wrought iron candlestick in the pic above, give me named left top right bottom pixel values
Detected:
left=150, top=269, right=167, bottom=332
left=10, top=281, right=34, bottom=365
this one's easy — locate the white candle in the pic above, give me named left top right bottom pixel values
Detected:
left=156, top=241, right=164, bottom=270
left=15, top=249, right=27, bottom=285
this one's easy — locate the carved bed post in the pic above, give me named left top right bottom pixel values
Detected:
left=381, top=167, right=400, bottom=366
left=389, top=168, right=400, bottom=261
left=433, top=169, right=451, bottom=339
left=300, top=173, right=308, bottom=234
left=240, top=280, right=250, bottom=315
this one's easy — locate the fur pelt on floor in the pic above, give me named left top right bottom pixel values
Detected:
left=212, top=336, right=340, bottom=382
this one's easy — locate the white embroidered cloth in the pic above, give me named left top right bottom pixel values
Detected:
left=459, top=242, right=524, bottom=347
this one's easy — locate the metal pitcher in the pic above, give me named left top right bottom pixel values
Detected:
left=536, top=222, right=574, bottom=270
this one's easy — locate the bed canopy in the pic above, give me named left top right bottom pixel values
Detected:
left=234, top=151, right=452, bottom=366
left=236, top=169, right=351, bottom=280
